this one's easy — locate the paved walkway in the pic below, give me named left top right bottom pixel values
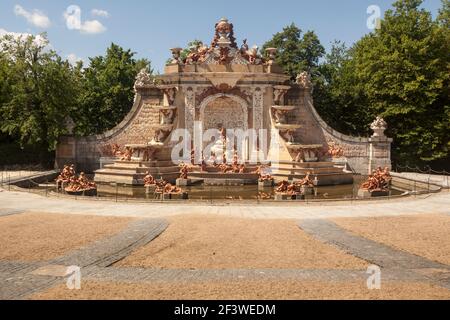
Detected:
left=0, top=190, right=449, bottom=299
left=0, top=189, right=449, bottom=220
left=298, top=220, right=450, bottom=290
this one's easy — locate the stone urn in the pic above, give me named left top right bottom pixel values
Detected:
left=371, top=116, right=387, bottom=137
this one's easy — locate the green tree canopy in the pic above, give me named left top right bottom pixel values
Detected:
left=313, top=41, right=374, bottom=136
left=344, top=0, right=449, bottom=164
left=76, top=43, right=151, bottom=135
left=0, top=33, right=79, bottom=165
left=262, top=24, right=325, bottom=80
left=272, top=0, right=449, bottom=167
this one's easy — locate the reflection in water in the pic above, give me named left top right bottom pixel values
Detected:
left=94, top=176, right=402, bottom=201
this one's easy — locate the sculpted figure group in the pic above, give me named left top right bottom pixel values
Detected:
left=216, top=151, right=247, bottom=174
left=143, top=172, right=156, bottom=187
left=56, top=164, right=76, bottom=186
left=361, top=167, right=392, bottom=192
left=111, top=144, right=123, bottom=157
left=275, top=173, right=315, bottom=196
left=143, top=172, right=182, bottom=195
left=327, top=143, right=344, bottom=158
left=57, top=165, right=96, bottom=193
left=254, top=165, right=273, bottom=182
left=179, top=163, right=190, bottom=179
left=155, top=180, right=182, bottom=195
left=121, top=147, right=133, bottom=161
left=176, top=19, right=265, bottom=66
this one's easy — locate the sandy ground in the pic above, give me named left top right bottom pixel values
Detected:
left=331, top=214, right=450, bottom=266
left=31, top=280, right=450, bottom=300
left=117, top=215, right=367, bottom=270
left=0, top=213, right=132, bottom=261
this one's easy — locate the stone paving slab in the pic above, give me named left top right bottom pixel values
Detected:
left=0, top=262, right=426, bottom=300
left=298, top=219, right=450, bottom=289
left=82, top=267, right=423, bottom=284
left=50, top=218, right=168, bottom=268
left=0, top=208, right=25, bottom=217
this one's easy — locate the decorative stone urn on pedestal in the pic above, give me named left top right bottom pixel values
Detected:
left=371, top=116, right=387, bottom=137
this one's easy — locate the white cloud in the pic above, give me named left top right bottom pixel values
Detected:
left=80, top=20, right=107, bottom=34
left=67, top=53, right=83, bottom=65
left=14, top=5, right=51, bottom=29
left=63, top=5, right=107, bottom=35
left=0, top=28, right=48, bottom=47
left=91, top=9, right=109, bottom=18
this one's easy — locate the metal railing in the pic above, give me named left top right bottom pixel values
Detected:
left=2, top=167, right=446, bottom=204
left=395, top=164, right=450, bottom=190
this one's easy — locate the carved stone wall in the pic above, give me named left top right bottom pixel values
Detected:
left=199, top=94, right=248, bottom=131
left=55, top=91, right=163, bottom=171
left=56, top=74, right=391, bottom=175
left=290, top=86, right=392, bottom=174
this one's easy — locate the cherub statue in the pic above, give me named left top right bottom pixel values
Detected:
left=295, top=172, right=315, bottom=188
left=240, top=39, right=249, bottom=54
left=246, top=45, right=260, bottom=65
left=275, top=180, right=289, bottom=193
left=296, top=71, right=312, bottom=88
left=121, top=147, right=133, bottom=161
left=160, top=109, right=174, bottom=125
left=179, top=163, right=190, bottom=179
left=143, top=172, right=156, bottom=186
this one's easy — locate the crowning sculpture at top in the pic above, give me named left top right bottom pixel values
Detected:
left=173, top=18, right=266, bottom=66
left=56, top=18, right=392, bottom=188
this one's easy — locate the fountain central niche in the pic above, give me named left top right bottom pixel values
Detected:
left=200, top=95, right=248, bottom=132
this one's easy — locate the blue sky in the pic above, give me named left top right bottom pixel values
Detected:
left=0, top=0, right=443, bottom=72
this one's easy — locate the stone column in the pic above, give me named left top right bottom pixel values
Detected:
left=182, top=86, right=197, bottom=138
left=252, top=87, right=265, bottom=132
left=369, top=137, right=393, bottom=173
left=368, top=117, right=392, bottom=173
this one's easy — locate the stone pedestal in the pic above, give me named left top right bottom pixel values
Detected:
left=371, top=190, right=390, bottom=197
left=175, top=192, right=189, bottom=200
left=157, top=192, right=189, bottom=200
left=357, top=189, right=371, bottom=198
left=145, top=185, right=157, bottom=194
left=258, top=179, right=274, bottom=190
left=275, top=193, right=304, bottom=201
left=176, top=178, right=192, bottom=187
left=358, top=188, right=390, bottom=198
left=275, top=193, right=289, bottom=201
left=301, top=186, right=315, bottom=195
left=294, top=194, right=305, bottom=201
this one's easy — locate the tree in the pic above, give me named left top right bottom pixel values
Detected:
left=76, top=43, right=152, bottom=135
left=262, top=24, right=325, bottom=80
left=344, top=0, right=449, bottom=165
left=437, top=0, right=450, bottom=28
left=0, top=33, right=79, bottom=166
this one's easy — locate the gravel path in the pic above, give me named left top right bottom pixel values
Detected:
left=332, top=214, right=450, bottom=265
left=0, top=218, right=168, bottom=299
